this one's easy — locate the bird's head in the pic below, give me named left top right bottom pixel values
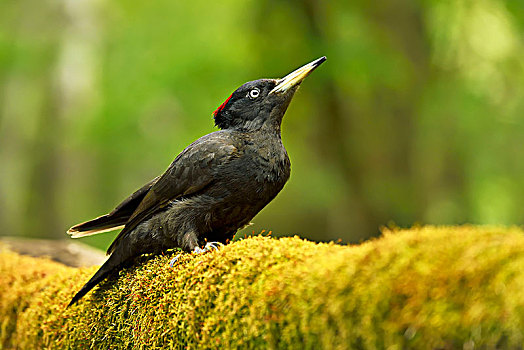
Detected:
left=213, top=56, right=326, bottom=131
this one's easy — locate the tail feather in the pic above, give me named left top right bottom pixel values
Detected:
left=68, top=254, right=122, bottom=307
left=67, top=214, right=126, bottom=238
left=67, top=176, right=160, bottom=239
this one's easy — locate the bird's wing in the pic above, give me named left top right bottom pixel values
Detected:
left=107, top=133, right=239, bottom=254
left=67, top=176, right=160, bottom=238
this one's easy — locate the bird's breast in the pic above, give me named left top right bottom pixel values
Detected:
left=241, top=136, right=290, bottom=184
left=187, top=136, right=291, bottom=241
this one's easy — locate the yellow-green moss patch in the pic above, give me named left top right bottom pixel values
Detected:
left=1, top=226, right=524, bottom=349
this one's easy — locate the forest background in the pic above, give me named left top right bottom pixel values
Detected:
left=1, top=0, right=523, bottom=250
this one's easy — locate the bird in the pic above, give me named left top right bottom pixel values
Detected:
left=66, top=56, right=326, bottom=306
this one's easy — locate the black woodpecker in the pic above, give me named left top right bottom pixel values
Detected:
left=67, top=56, right=326, bottom=306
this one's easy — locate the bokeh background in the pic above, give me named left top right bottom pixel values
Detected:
left=1, top=0, right=524, bottom=250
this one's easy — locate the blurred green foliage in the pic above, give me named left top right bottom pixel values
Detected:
left=1, top=0, right=524, bottom=249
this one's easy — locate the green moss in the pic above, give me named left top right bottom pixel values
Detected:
left=1, top=226, right=524, bottom=349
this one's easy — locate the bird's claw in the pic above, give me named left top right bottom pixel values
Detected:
left=193, top=241, right=223, bottom=254
left=203, top=241, right=223, bottom=252
left=169, top=253, right=182, bottom=267
left=170, top=242, right=223, bottom=267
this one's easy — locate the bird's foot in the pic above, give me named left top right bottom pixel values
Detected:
left=169, top=242, right=223, bottom=267
left=195, top=241, right=223, bottom=254
left=169, top=254, right=182, bottom=267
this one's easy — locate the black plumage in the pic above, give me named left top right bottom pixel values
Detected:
left=67, top=56, right=326, bottom=306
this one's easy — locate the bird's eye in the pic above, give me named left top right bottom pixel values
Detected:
left=248, top=88, right=260, bottom=99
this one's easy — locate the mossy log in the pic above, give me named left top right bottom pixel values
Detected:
left=1, top=226, right=523, bottom=349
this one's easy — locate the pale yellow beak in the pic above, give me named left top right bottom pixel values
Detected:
left=270, top=56, right=326, bottom=94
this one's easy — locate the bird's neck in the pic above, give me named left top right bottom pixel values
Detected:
left=232, top=119, right=282, bottom=137
left=259, top=120, right=282, bottom=136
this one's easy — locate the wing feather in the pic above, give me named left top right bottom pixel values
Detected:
left=106, top=132, right=238, bottom=254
